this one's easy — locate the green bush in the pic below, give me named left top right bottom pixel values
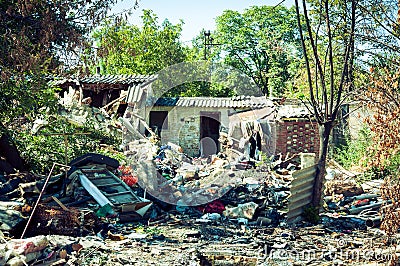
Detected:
left=302, top=205, right=320, bottom=224
left=333, top=125, right=400, bottom=180
left=13, top=115, right=122, bottom=175
left=333, top=126, right=371, bottom=170
left=383, top=152, right=400, bottom=176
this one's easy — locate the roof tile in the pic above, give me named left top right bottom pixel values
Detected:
left=154, top=96, right=273, bottom=109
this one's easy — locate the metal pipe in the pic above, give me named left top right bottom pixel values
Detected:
left=343, top=213, right=382, bottom=227
left=348, top=202, right=382, bottom=215
left=256, top=217, right=272, bottom=226
left=352, top=194, right=378, bottom=200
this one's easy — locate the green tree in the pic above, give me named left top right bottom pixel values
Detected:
left=294, top=0, right=356, bottom=207
left=0, top=0, right=125, bottom=127
left=210, top=5, right=303, bottom=97
left=89, top=10, right=187, bottom=75
left=0, top=0, right=131, bottom=173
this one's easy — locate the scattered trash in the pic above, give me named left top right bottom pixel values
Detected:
left=223, top=202, right=258, bottom=220
left=201, top=213, right=221, bottom=221
left=325, top=178, right=364, bottom=197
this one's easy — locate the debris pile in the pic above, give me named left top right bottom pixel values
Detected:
left=321, top=166, right=384, bottom=230
left=2, top=75, right=399, bottom=264
left=122, top=134, right=298, bottom=228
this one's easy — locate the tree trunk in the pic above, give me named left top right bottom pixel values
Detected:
left=0, top=123, right=27, bottom=173
left=312, top=121, right=333, bottom=207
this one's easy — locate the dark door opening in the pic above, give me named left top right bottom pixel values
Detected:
left=200, top=112, right=220, bottom=157
left=148, top=111, right=168, bottom=136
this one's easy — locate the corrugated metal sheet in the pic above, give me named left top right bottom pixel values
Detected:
left=287, top=164, right=317, bottom=224
left=126, top=85, right=144, bottom=104
left=80, top=74, right=157, bottom=85
left=50, top=78, right=79, bottom=86
left=51, top=74, right=157, bottom=88
left=154, top=96, right=274, bottom=109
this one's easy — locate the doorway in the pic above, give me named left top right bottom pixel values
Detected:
left=200, top=112, right=220, bottom=157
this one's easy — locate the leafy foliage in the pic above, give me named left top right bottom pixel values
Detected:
left=89, top=10, right=187, bottom=76
left=12, top=115, right=122, bottom=174
left=380, top=175, right=400, bottom=238
left=0, top=78, right=59, bottom=128
left=0, top=0, right=130, bottom=171
left=355, top=0, right=400, bottom=67
left=362, top=66, right=400, bottom=171
left=333, top=126, right=371, bottom=170
left=211, top=6, right=303, bottom=97
left=0, top=0, right=126, bottom=125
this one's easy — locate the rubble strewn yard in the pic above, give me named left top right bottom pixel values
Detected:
left=0, top=77, right=397, bottom=266
left=2, top=222, right=394, bottom=266
left=0, top=135, right=398, bottom=265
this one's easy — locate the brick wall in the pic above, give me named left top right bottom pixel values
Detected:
left=177, top=116, right=201, bottom=156
left=275, top=119, right=319, bottom=157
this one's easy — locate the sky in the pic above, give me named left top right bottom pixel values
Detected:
left=110, top=0, right=295, bottom=44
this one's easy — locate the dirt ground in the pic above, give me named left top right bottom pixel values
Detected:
left=69, top=222, right=398, bottom=266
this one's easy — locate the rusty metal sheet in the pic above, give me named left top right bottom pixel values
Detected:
left=287, top=164, right=317, bottom=224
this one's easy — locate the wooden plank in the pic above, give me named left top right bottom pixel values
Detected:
left=51, top=196, right=68, bottom=211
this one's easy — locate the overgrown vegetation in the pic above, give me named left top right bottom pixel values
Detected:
left=333, top=126, right=371, bottom=170
left=89, top=10, right=187, bottom=77
left=302, top=205, right=320, bottom=224
left=361, top=67, right=400, bottom=172
left=0, top=0, right=126, bottom=122
left=358, top=65, right=400, bottom=237
left=11, top=115, right=123, bottom=174
left=0, top=0, right=134, bottom=174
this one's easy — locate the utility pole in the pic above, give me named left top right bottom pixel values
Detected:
left=204, top=30, right=211, bottom=60
left=203, top=30, right=222, bottom=60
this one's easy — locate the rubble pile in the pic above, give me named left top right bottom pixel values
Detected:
left=321, top=166, right=385, bottom=231
left=0, top=222, right=395, bottom=265
left=26, top=204, right=99, bottom=237
left=58, top=88, right=123, bottom=138
left=123, top=135, right=296, bottom=225
left=2, top=75, right=398, bottom=264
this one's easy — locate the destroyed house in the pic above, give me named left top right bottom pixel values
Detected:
left=227, top=100, right=320, bottom=160
left=123, top=87, right=320, bottom=159
left=52, top=74, right=320, bottom=159
left=53, top=74, right=157, bottom=116
left=137, top=96, right=274, bottom=157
